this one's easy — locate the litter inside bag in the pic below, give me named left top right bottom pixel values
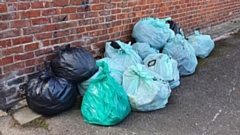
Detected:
left=122, top=64, right=171, bottom=111
left=188, top=30, right=215, bottom=59
left=143, top=53, right=180, bottom=89
left=25, top=62, right=77, bottom=116
left=81, top=61, right=131, bottom=126
left=162, top=34, right=198, bottom=76
left=50, top=44, right=98, bottom=83
left=132, top=42, right=159, bottom=60
left=132, top=17, right=175, bottom=50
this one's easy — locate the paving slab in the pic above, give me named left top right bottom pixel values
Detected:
left=12, top=107, right=42, bottom=125
left=0, top=110, right=7, bottom=117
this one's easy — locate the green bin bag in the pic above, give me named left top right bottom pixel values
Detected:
left=81, top=62, right=131, bottom=126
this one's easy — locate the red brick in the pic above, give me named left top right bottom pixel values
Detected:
left=42, top=40, right=50, bottom=47
left=31, top=2, right=44, bottom=9
left=0, top=22, right=9, bottom=30
left=34, top=33, right=52, bottom=40
left=31, top=17, right=51, bottom=25
left=70, top=0, right=82, bottom=5
left=42, top=8, right=59, bottom=16
left=0, top=39, right=11, bottom=48
left=91, top=4, right=104, bottom=10
left=35, top=48, right=52, bottom=56
left=99, top=10, right=110, bottom=16
left=54, top=30, right=69, bottom=38
left=25, top=42, right=39, bottom=52
left=20, top=10, right=41, bottom=19
left=2, top=29, right=21, bottom=38
left=2, top=46, right=23, bottom=56
left=60, top=21, right=78, bottom=29
left=0, top=4, right=8, bottom=13
left=12, top=36, right=33, bottom=46
left=14, top=52, right=34, bottom=61
left=17, top=3, right=31, bottom=10
left=85, top=12, right=98, bottom=18
left=10, top=20, right=31, bottom=28
left=3, top=62, right=24, bottom=73
left=52, top=15, right=68, bottom=23
left=25, top=57, right=44, bottom=67
left=0, top=56, right=13, bottom=66
left=23, top=26, right=43, bottom=35
left=53, top=0, right=69, bottom=7
left=0, top=12, right=20, bottom=21
left=43, top=24, right=60, bottom=32
left=61, top=7, right=76, bottom=14
left=111, top=9, right=121, bottom=14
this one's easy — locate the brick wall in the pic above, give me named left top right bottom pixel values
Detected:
left=0, top=0, right=240, bottom=110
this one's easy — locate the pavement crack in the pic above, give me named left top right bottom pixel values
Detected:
left=211, top=109, right=222, bottom=122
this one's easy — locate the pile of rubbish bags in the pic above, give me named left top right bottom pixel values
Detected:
left=25, top=17, right=215, bottom=126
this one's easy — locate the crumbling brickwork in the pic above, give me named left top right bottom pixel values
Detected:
left=0, top=0, right=240, bottom=110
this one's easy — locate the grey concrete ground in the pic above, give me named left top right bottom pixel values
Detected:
left=0, top=18, right=240, bottom=135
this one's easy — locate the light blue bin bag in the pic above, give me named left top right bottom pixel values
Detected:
left=111, top=41, right=142, bottom=70
left=97, top=57, right=125, bottom=85
left=122, top=64, right=171, bottom=111
left=162, top=34, right=198, bottom=76
left=132, top=17, right=175, bottom=50
left=104, top=41, right=118, bottom=58
left=188, top=31, right=215, bottom=59
left=132, top=42, right=159, bottom=60
left=143, top=54, right=180, bottom=89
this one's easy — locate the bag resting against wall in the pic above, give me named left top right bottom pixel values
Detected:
left=25, top=62, right=77, bottom=116
left=50, top=44, right=98, bottom=84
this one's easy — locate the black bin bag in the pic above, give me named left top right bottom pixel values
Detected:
left=50, top=44, right=98, bottom=83
left=25, top=62, right=77, bottom=116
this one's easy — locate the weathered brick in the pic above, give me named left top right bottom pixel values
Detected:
left=0, top=87, right=16, bottom=98
left=34, top=33, right=52, bottom=40
left=0, top=22, right=8, bottom=30
left=7, top=76, right=25, bottom=87
left=3, top=62, right=24, bottom=73
left=23, top=26, right=43, bottom=35
left=35, top=48, right=52, bottom=56
left=10, top=20, right=31, bottom=28
left=25, top=56, right=45, bottom=67
left=17, top=67, right=35, bottom=76
left=0, top=12, right=20, bottom=20
left=2, top=29, right=21, bottom=38
left=42, top=8, right=59, bottom=16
